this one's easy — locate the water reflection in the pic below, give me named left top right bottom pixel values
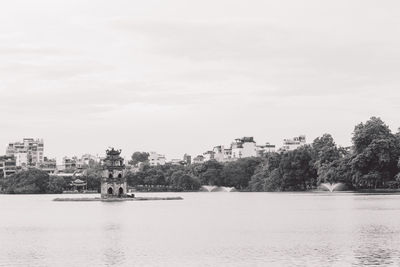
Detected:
left=102, top=223, right=126, bottom=266
left=2, top=193, right=400, bottom=266
left=353, top=224, right=396, bottom=266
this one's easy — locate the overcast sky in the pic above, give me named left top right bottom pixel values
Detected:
left=1, top=0, right=399, bottom=160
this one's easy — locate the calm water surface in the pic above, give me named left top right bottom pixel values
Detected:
left=1, top=192, right=400, bottom=266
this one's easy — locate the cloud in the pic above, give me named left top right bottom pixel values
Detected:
left=111, top=18, right=400, bottom=97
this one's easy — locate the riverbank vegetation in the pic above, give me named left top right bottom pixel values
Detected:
left=127, top=117, right=400, bottom=191
left=1, top=117, right=399, bottom=194
left=0, top=165, right=102, bottom=194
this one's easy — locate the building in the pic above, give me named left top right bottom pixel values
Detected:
left=101, top=148, right=127, bottom=198
left=59, top=154, right=101, bottom=171
left=231, top=137, right=257, bottom=159
left=149, top=152, right=166, bottom=166
left=256, top=143, right=276, bottom=157
left=0, top=155, right=16, bottom=178
left=79, top=154, right=101, bottom=166
left=281, top=135, right=306, bottom=151
left=213, top=146, right=225, bottom=162
left=223, top=148, right=233, bottom=161
left=6, top=138, right=44, bottom=167
left=201, top=136, right=275, bottom=163
left=60, top=156, right=78, bottom=171
left=39, top=157, right=57, bottom=175
left=183, top=154, right=191, bottom=165
left=203, top=151, right=215, bottom=161
left=192, top=155, right=205, bottom=164
left=169, top=159, right=186, bottom=165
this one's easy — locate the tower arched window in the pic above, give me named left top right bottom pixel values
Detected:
left=109, top=173, right=113, bottom=178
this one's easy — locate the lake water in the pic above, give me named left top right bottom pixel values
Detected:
left=1, top=192, right=400, bottom=266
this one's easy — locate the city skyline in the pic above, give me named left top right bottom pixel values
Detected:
left=1, top=0, right=399, bottom=161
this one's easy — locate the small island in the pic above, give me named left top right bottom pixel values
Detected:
left=53, top=148, right=183, bottom=202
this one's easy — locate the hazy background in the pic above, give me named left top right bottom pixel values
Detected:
left=0, top=0, right=399, bottom=160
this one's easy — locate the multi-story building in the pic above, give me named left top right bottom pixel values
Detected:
left=223, top=148, right=232, bottom=161
left=183, top=154, right=192, bottom=165
left=213, top=146, right=225, bottom=162
left=60, top=156, right=78, bottom=170
left=58, top=154, right=102, bottom=172
left=169, top=159, right=186, bottom=166
left=256, top=143, right=276, bottom=157
left=202, top=137, right=274, bottom=163
left=0, top=155, right=17, bottom=178
left=39, top=157, right=57, bottom=175
left=231, top=137, right=257, bottom=159
left=203, top=151, right=215, bottom=161
left=192, top=155, right=205, bottom=164
left=149, top=152, right=166, bottom=166
left=212, top=146, right=234, bottom=162
left=6, top=138, right=44, bottom=167
left=80, top=154, right=101, bottom=166
left=281, top=135, right=306, bottom=151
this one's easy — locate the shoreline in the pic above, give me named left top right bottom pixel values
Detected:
left=53, top=196, right=184, bottom=201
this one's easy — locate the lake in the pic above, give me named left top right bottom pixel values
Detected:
left=1, top=192, right=400, bottom=266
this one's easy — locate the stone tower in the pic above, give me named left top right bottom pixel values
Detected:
left=101, top=148, right=127, bottom=198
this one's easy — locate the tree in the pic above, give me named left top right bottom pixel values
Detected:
left=222, top=157, right=263, bottom=189
left=129, top=152, right=150, bottom=166
left=312, top=134, right=341, bottom=184
left=84, top=167, right=102, bottom=191
left=317, top=155, right=354, bottom=186
left=3, top=169, right=50, bottom=194
left=248, top=170, right=266, bottom=191
left=312, top=134, right=341, bottom=168
left=248, top=153, right=283, bottom=192
left=48, top=176, right=67, bottom=193
left=142, top=167, right=166, bottom=186
left=170, top=170, right=201, bottom=190
left=195, top=160, right=223, bottom=186
left=351, top=117, right=400, bottom=188
left=264, top=168, right=284, bottom=191
left=279, top=145, right=317, bottom=190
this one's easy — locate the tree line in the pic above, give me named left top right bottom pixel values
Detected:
left=1, top=117, right=399, bottom=193
left=127, top=117, right=400, bottom=191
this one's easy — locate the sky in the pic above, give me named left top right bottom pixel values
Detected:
left=0, top=0, right=399, bottom=161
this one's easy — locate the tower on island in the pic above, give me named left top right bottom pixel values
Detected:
left=101, top=148, right=127, bottom=198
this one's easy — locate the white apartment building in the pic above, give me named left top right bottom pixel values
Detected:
left=281, top=135, right=306, bottom=151
left=203, top=151, right=215, bottom=161
left=169, top=159, right=186, bottom=165
left=58, top=154, right=101, bottom=171
left=256, top=143, right=276, bottom=157
left=0, top=155, right=16, bottom=178
left=212, top=146, right=225, bottom=162
left=203, top=137, right=274, bottom=163
left=39, top=157, right=57, bottom=174
left=15, top=152, right=28, bottom=167
left=231, top=137, right=257, bottom=159
left=192, top=155, right=205, bottom=164
left=149, top=152, right=166, bottom=166
left=6, top=138, right=44, bottom=167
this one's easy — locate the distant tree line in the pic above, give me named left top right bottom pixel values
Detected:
left=0, top=162, right=103, bottom=194
left=1, top=117, right=399, bottom=194
left=128, top=117, right=400, bottom=191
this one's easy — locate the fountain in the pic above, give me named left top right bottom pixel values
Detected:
left=320, top=182, right=344, bottom=192
left=200, top=186, right=237, bottom=192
